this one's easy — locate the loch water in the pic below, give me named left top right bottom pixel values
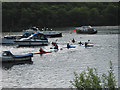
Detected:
left=0, top=26, right=119, bottom=88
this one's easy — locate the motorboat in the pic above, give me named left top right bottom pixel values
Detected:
left=23, top=27, right=62, bottom=38
left=1, top=32, right=31, bottom=45
left=75, top=26, right=97, bottom=34
left=4, top=32, right=31, bottom=39
left=14, top=32, right=48, bottom=46
left=1, top=51, right=33, bottom=62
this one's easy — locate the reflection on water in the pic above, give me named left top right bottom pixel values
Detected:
left=2, top=61, right=33, bottom=70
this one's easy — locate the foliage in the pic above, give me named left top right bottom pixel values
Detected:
left=70, top=61, right=117, bottom=89
left=2, top=2, right=119, bottom=32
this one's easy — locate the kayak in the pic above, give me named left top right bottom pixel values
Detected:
left=33, top=51, right=52, bottom=54
left=65, top=46, right=76, bottom=48
left=85, top=44, right=94, bottom=47
left=50, top=47, right=58, bottom=50
left=69, top=41, right=77, bottom=43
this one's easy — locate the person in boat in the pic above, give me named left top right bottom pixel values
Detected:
left=78, top=41, right=83, bottom=45
left=85, top=42, right=88, bottom=47
left=54, top=44, right=58, bottom=49
left=72, top=38, right=75, bottom=43
left=52, top=39, right=58, bottom=46
left=39, top=48, right=45, bottom=53
left=88, top=40, right=90, bottom=43
left=52, top=42, right=56, bottom=46
left=67, top=43, right=71, bottom=48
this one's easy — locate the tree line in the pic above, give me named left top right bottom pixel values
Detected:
left=2, top=2, right=119, bottom=32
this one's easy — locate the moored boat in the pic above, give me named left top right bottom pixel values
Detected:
left=23, top=27, right=62, bottom=38
left=1, top=32, right=31, bottom=45
left=1, top=51, right=33, bottom=62
left=14, top=32, right=48, bottom=46
left=75, top=26, right=97, bottom=34
left=4, top=32, right=31, bottom=39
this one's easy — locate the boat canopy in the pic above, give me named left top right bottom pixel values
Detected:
left=33, top=32, right=44, bottom=36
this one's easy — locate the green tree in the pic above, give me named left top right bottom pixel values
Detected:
left=102, top=3, right=118, bottom=25
left=89, top=8, right=100, bottom=25
left=2, top=2, right=119, bottom=32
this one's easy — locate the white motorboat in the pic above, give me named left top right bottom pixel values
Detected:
left=23, top=27, right=62, bottom=38
left=14, top=32, right=48, bottom=46
left=1, top=32, right=31, bottom=45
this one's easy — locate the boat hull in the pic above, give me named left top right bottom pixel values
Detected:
left=0, top=38, right=16, bottom=45
left=1, top=52, right=33, bottom=62
left=76, top=30, right=97, bottom=34
left=1, top=57, right=32, bottom=62
left=4, top=35, right=23, bottom=39
left=44, top=33, right=62, bottom=38
left=14, top=40, right=48, bottom=46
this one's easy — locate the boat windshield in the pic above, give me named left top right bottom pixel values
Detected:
left=26, top=33, right=47, bottom=40
left=27, top=35, right=34, bottom=39
left=2, top=51, right=13, bottom=56
left=82, top=26, right=92, bottom=28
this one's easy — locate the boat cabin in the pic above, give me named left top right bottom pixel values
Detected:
left=20, top=32, right=48, bottom=41
left=2, top=51, right=13, bottom=57
left=30, top=32, right=47, bottom=40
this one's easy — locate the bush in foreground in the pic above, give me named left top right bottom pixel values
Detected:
left=70, top=61, right=117, bottom=89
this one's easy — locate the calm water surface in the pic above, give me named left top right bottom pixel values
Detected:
left=0, top=26, right=119, bottom=88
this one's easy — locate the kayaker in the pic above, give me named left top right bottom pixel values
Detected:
left=72, top=38, right=75, bottom=43
left=88, top=40, right=90, bottom=43
left=78, top=41, right=83, bottom=45
left=52, top=42, right=56, bottom=46
left=54, top=44, right=58, bottom=49
left=85, top=42, right=88, bottom=47
left=39, top=48, right=45, bottom=53
left=52, top=39, right=58, bottom=46
left=67, top=43, right=71, bottom=48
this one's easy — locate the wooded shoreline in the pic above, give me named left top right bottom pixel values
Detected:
left=2, top=2, right=119, bottom=32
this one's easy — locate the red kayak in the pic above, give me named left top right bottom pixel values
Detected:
left=33, top=51, right=52, bottom=54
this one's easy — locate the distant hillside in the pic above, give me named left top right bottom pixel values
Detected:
left=2, top=2, right=119, bottom=32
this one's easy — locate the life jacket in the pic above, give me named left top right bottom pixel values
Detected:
left=67, top=44, right=71, bottom=48
left=79, top=41, right=82, bottom=44
left=72, top=39, right=75, bottom=43
left=52, top=42, right=56, bottom=46
left=54, top=45, right=58, bottom=49
left=40, top=48, right=44, bottom=52
left=85, top=42, right=88, bottom=46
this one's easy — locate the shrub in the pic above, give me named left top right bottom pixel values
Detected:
left=70, top=61, right=117, bottom=89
